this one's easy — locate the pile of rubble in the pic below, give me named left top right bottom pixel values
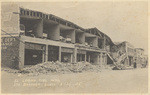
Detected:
left=1, top=67, right=19, bottom=74
left=20, top=61, right=101, bottom=75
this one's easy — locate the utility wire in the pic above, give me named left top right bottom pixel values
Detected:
left=1, top=30, right=47, bottom=67
left=1, top=29, right=103, bottom=64
left=1, top=29, right=59, bottom=63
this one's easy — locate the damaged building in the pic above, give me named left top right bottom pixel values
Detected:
left=110, top=41, right=135, bottom=69
left=134, top=48, right=148, bottom=68
left=1, top=3, right=148, bottom=70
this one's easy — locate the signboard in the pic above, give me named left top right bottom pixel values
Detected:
left=61, top=47, right=73, bottom=53
left=77, top=50, right=86, bottom=54
left=25, top=43, right=45, bottom=50
left=1, top=37, right=18, bottom=49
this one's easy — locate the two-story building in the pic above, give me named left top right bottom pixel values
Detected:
left=1, top=3, right=110, bottom=69
left=2, top=3, right=146, bottom=70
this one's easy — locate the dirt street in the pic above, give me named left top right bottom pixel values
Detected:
left=1, top=68, right=148, bottom=93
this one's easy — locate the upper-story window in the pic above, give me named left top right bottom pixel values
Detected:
left=60, top=30, right=72, bottom=43
left=20, top=17, right=38, bottom=37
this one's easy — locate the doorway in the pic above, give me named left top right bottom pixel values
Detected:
left=25, top=49, right=43, bottom=65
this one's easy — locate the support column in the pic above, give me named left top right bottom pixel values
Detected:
left=103, top=35, right=106, bottom=50
left=105, top=53, right=107, bottom=65
left=85, top=53, right=87, bottom=62
left=70, top=30, right=75, bottom=43
left=93, top=53, right=99, bottom=65
left=42, top=45, right=45, bottom=63
left=79, top=32, right=85, bottom=44
left=93, top=37, right=98, bottom=47
left=19, top=39, right=25, bottom=69
left=71, top=54, right=73, bottom=63
left=88, top=55, right=90, bottom=63
left=59, top=46, right=61, bottom=62
left=100, top=52, right=103, bottom=68
left=104, top=53, right=107, bottom=65
left=99, top=55, right=101, bottom=64
left=42, top=49, right=45, bottom=63
left=73, top=48, right=77, bottom=63
left=47, top=24, right=60, bottom=41
left=97, top=54, right=100, bottom=64
left=45, top=45, right=48, bottom=62
left=33, top=19, right=43, bottom=38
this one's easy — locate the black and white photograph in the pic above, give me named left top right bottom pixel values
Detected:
left=1, top=0, right=149, bottom=94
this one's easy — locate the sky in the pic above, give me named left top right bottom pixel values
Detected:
left=16, top=1, right=148, bottom=54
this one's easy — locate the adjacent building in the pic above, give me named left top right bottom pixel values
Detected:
left=110, top=41, right=135, bottom=69
left=134, top=48, right=148, bottom=68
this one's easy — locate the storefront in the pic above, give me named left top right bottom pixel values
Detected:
left=48, top=45, right=59, bottom=62
left=77, top=50, right=86, bottom=62
left=24, top=42, right=45, bottom=65
left=61, top=47, right=73, bottom=63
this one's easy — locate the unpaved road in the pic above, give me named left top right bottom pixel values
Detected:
left=1, top=68, right=148, bottom=93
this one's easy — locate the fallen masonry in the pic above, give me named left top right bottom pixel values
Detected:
left=2, top=61, right=102, bottom=75
left=22, top=61, right=102, bottom=74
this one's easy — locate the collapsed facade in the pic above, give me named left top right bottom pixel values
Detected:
left=110, top=41, right=136, bottom=69
left=1, top=3, right=148, bottom=70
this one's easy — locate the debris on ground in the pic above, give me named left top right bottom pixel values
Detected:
left=17, top=61, right=102, bottom=75
left=1, top=67, right=19, bottom=74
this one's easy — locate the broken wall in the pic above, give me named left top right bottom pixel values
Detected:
left=110, top=42, right=126, bottom=60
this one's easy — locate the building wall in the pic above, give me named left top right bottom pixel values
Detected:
left=110, top=42, right=126, bottom=60
left=1, top=3, right=20, bottom=36
left=134, top=48, right=147, bottom=68
left=1, top=37, right=20, bottom=68
left=1, top=3, right=21, bottom=68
